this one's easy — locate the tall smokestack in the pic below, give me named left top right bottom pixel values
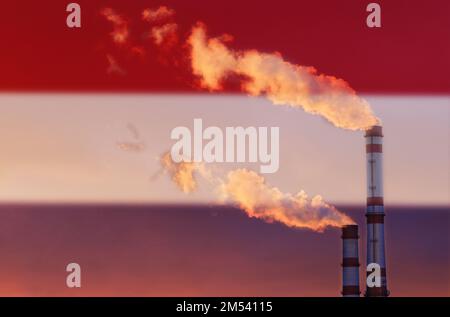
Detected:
left=341, top=224, right=360, bottom=297
left=365, top=125, right=389, bottom=296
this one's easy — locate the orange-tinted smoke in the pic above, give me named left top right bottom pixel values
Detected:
left=188, top=23, right=380, bottom=131
left=219, top=169, right=354, bottom=232
left=160, top=152, right=214, bottom=193
left=101, top=8, right=129, bottom=45
left=142, top=6, right=175, bottom=23
left=160, top=151, right=354, bottom=231
left=142, top=7, right=178, bottom=49
left=150, top=23, right=178, bottom=48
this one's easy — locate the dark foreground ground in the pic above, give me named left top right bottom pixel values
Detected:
left=0, top=204, right=448, bottom=296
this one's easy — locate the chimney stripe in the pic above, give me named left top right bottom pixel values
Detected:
left=342, top=258, right=360, bottom=266
left=365, top=125, right=389, bottom=297
left=367, top=197, right=384, bottom=206
left=342, top=224, right=360, bottom=297
left=366, top=144, right=383, bottom=153
left=364, top=126, right=383, bottom=137
left=366, top=214, right=385, bottom=224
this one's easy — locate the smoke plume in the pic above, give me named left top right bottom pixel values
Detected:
left=159, top=152, right=354, bottom=231
left=142, top=6, right=175, bottom=23
left=188, top=23, right=379, bottom=131
left=150, top=23, right=178, bottom=47
left=160, top=152, right=212, bottom=193
left=101, top=8, right=129, bottom=45
left=107, top=8, right=366, bottom=231
left=219, top=169, right=354, bottom=232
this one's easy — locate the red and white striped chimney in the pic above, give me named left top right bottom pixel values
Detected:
left=341, top=224, right=360, bottom=297
left=365, top=125, right=389, bottom=296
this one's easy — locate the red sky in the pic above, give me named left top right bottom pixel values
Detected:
left=0, top=0, right=449, bottom=93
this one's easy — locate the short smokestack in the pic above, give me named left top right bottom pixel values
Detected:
left=341, top=224, right=360, bottom=297
left=365, top=125, right=389, bottom=296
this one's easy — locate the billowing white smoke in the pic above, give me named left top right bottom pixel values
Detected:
left=219, top=169, right=354, bottom=232
left=107, top=9, right=370, bottom=231
left=159, top=154, right=354, bottom=232
left=188, top=23, right=379, bottom=131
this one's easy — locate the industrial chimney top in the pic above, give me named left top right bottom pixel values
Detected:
left=365, top=125, right=383, bottom=137
left=341, top=224, right=359, bottom=239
